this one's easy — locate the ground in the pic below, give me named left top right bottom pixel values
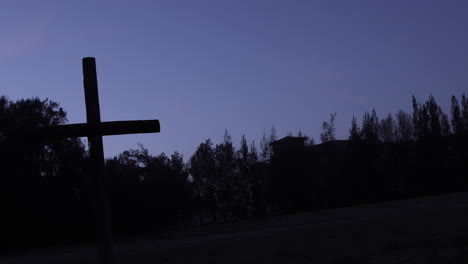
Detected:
left=2, top=192, right=468, bottom=264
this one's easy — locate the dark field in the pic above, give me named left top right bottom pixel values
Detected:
left=3, top=192, right=468, bottom=264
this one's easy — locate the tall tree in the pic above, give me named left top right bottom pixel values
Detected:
left=419, top=103, right=431, bottom=139
left=440, top=112, right=451, bottom=137
left=259, top=129, right=270, bottom=162
left=238, top=135, right=249, bottom=164
left=320, top=113, right=337, bottom=143
left=215, top=130, right=237, bottom=219
left=427, top=95, right=442, bottom=138
left=189, top=139, right=217, bottom=222
left=237, top=135, right=249, bottom=194
left=412, top=95, right=430, bottom=139
left=412, top=94, right=420, bottom=139
left=248, top=140, right=259, bottom=164
left=236, top=135, right=254, bottom=217
left=269, top=125, right=277, bottom=144
left=451, top=95, right=463, bottom=135
left=379, top=113, right=396, bottom=142
left=170, top=151, right=189, bottom=184
left=349, top=116, right=361, bottom=142
left=396, top=110, right=413, bottom=142
left=413, top=95, right=432, bottom=140
left=462, top=94, right=468, bottom=133
left=168, top=151, right=191, bottom=223
left=361, top=109, right=379, bottom=143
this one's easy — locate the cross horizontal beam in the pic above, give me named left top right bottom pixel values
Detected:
left=27, top=120, right=160, bottom=141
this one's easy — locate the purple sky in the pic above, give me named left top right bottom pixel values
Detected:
left=1, top=0, right=468, bottom=159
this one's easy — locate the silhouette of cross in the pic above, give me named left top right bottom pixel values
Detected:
left=26, top=57, right=160, bottom=264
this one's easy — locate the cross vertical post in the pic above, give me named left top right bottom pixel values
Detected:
left=83, top=57, right=113, bottom=264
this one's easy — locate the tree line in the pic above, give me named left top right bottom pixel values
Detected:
left=344, top=94, right=468, bottom=143
left=275, top=94, right=468, bottom=213
left=1, top=94, right=467, bottom=250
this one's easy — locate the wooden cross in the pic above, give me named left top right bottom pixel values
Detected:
left=26, top=57, right=160, bottom=264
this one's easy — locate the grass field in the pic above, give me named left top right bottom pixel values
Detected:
left=3, top=192, right=468, bottom=263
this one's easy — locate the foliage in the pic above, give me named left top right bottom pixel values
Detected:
left=451, top=95, right=463, bottom=135
left=0, top=96, right=87, bottom=248
left=462, top=94, right=468, bottom=132
left=190, top=139, right=217, bottom=201
left=320, top=113, right=336, bottom=143
left=349, top=116, right=361, bottom=142
left=260, top=129, right=269, bottom=162
left=3, top=93, right=468, bottom=249
left=379, top=113, right=396, bottom=142
left=361, top=109, right=379, bottom=143
left=395, top=110, right=413, bottom=142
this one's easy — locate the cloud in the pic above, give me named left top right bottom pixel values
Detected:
left=336, top=91, right=368, bottom=104
left=0, top=12, right=50, bottom=59
left=0, top=30, right=44, bottom=58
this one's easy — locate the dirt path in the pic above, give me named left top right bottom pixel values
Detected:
left=3, top=192, right=468, bottom=263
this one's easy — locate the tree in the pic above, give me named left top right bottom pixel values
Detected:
left=259, top=129, right=270, bottom=162
left=238, top=135, right=249, bottom=164
left=440, top=112, right=451, bottom=137
left=462, top=94, right=468, bottom=133
left=419, top=103, right=431, bottom=139
left=214, top=130, right=237, bottom=220
left=235, top=135, right=254, bottom=217
left=305, top=137, right=315, bottom=146
left=298, top=130, right=314, bottom=146
left=170, top=151, right=189, bottom=185
left=451, top=95, right=463, bottom=135
left=427, top=95, right=442, bottom=138
left=379, top=113, right=396, bottom=142
left=320, top=113, right=336, bottom=143
left=361, top=109, right=379, bottom=143
left=248, top=140, right=259, bottom=164
left=0, top=96, right=88, bottom=245
left=106, top=153, right=141, bottom=184
left=396, top=110, right=413, bottom=142
left=412, top=95, right=434, bottom=140
left=349, top=116, right=361, bottom=142
left=168, top=151, right=191, bottom=221
left=189, top=139, right=217, bottom=222
left=248, top=140, right=262, bottom=216
left=237, top=135, right=249, bottom=192
left=269, top=125, right=277, bottom=144
left=412, top=94, right=420, bottom=139
left=0, top=96, right=85, bottom=182
left=109, top=143, right=154, bottom=183
left=109, top=144, right=187, bottom=185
